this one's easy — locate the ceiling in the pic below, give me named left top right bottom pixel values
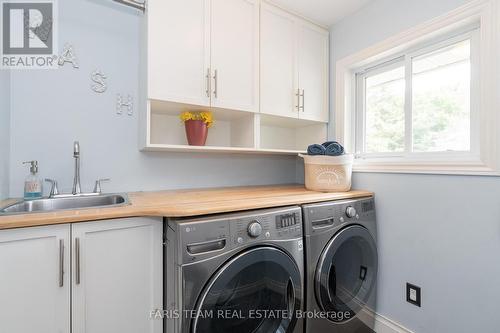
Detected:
left=269, top=0, right=373, bottom=26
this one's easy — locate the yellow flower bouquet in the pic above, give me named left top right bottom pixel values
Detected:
left=179, top=111, right=214, bottom=146
left=179, top=111, right=213, bottom=127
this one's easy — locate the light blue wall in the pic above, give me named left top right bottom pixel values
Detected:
left=0, top=70, right=10, bottom=200
left=8, top=0, right=297, bottom=197
left=353, top=173, right=500, bottom=332
left=330, top=0, right=500, bottom=332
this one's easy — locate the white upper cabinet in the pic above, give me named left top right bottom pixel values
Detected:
left=72, top=217, right=163, bottom=333
left=297, top=21, right=329, bottom=122
left=0, top=225, right=70, bottom=333
left=142, top=0, right=329, bottom=153
left=147, top=0, right=258, bottom=112
left=211, top=0, right=259, bottom=112
left=260, top=2, right=329, bottom=123
left=147, top=0, right=210, bottom=106
left=260, top=3, right=297, bottom=118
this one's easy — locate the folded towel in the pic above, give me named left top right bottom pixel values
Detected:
left=307, top=144, right=326, bottom=156
left=323, top=141, right=345, bottom=156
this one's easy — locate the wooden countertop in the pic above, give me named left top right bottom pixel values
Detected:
left=0, top=185, right=373, bottom=230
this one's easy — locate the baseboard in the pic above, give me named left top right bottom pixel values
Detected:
left=359, top=307, right=415, bottom=333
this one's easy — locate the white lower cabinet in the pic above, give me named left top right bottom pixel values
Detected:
left=0, top=224, right=71, bottom=333
left=72, top=217, right=163, bottom=333
left=0, top=217, right=163, bottom=333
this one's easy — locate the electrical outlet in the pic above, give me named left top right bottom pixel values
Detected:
left=406, top=283, right=421, bottom=307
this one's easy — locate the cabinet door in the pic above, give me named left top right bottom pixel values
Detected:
left=297, top=21, right=329, bottom=122
left=72, top=217, right=163, bottom=333
left=210, top=0, right=259, bottom=112
left=148, top=0, right=210, bottom=106
left=0, top=224, right=70, bottom=333
left=260, top=3, right=298, bottom=118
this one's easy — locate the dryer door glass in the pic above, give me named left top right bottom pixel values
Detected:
left=192, top=246, right=302, bottom=333
left=315, top=225, right=377, bottom=322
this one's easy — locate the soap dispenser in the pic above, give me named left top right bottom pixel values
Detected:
left=23, top=160, right=43, bottom=200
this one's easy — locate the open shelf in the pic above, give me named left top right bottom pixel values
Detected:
left=259, top=114, right=328, bottom=152
left=140, top=100, right=328, bottom=154
left=143, top=144, right=305, bottom=154
left=148, top=100, right=256, bottom=149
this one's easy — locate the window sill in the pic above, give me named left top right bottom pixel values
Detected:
left=353, top=160, right=500, bottom=176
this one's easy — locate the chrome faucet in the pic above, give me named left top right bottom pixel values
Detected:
left=44, top=141, right=111, bottom=198
left=72, top=141, right=81, bottom=195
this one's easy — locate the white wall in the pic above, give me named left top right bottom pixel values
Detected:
left=0, top=70, right=10, bottom=200
left=8, top=0, right=297, bottom=197
left=330, top=0, right=500, bottom=332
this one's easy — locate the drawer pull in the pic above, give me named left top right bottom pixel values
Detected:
left=312, top=217, right=334, bottom=228
left=187, top=239, right=226, bottom=255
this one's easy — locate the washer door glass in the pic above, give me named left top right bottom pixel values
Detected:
left=315, top=225, right=377, bottom=322
left=192, top=246, right=302, bottom=333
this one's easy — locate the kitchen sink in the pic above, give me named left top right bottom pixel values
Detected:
left=0, top=194, right=129, bottom=215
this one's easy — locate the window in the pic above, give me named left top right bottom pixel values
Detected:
left=335, top=1, right=500, bottom=175
left=355, top=31, right=477, bottom=158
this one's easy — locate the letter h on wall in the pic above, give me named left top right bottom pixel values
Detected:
left=116, top=93, right=133, bottom=116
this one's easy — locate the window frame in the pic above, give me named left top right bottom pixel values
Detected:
left=334, top=0, right=500, bottom=175
left=354, top=29, right=479, bottom=160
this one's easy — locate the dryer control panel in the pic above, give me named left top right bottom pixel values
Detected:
left=302, top=197, right=376, bottom=236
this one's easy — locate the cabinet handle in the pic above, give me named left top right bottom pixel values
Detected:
left=213, top=69, right=218, bottom=98
left=300, top=89, right=305, bottom=112
left=75, top=238, right=81, bottom=285
left=205, top=68, right=211, bottom=98
left=59, top=239, right=64, bottom=287
left=295, top=89, right=300, bottom=112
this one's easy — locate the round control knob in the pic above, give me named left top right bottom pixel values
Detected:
left=346, top=206, right=357, bottom=218
left=247, top=221, right=263, bottom=238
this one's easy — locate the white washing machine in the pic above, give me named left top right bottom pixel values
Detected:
left=302, top=197, right=378, bottom=333
left=165, top=206, right=305, bottom=333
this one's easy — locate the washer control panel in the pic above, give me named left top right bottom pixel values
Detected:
left=233, top=207, right=302, bottom=245
left=174, top=206, right=302, bottom=263
left=276, top=213, right=299, bottom=229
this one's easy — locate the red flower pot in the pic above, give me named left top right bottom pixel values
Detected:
left=185, top=120, right=208, bottom=146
